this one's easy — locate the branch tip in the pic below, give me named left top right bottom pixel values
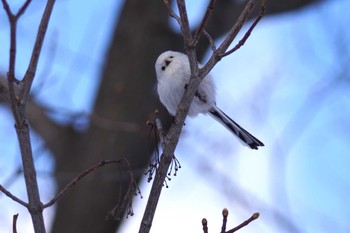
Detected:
left=252, top=212, right=260, bottom=220
left=13, top=213, right=19, bottom=233
left=222, top=208, right=229, bottom=217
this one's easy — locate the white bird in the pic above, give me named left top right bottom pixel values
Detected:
left=155, top=50, right=264, bottom=149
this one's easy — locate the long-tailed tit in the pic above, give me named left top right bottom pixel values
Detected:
left=155, top=50, right=264, bottom=149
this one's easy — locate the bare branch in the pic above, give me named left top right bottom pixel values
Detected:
left=221, top=208, right=228, bottom=233
left=13, top=214, right=19, bottom=233
left=0, top=184, right=28, bottom=207
left=202, top=218, right=208, bottom=233
left=217, top=0, right=258, bottom=54
left=1, top=0, right=56, bottom=232
left=176, top=0, right=193, bottom=46
left=191, top=0, right=217, bottom=47
left=200, top=0, right=262, bottom=79
left=226, top=212, right=259, bottom=233
left=43, top=159, right=139, bottom=209
left=203, top=30, right=216, bottom=52
left=221, top=0, right=266, bottom=57
left=139, top=1, right=265, bottom=233
left=201, top=209, right=259, bottom=233
left=107, top=159, right=142, bottom=220
left=153, top=110, right=166, bottom=149
left=22, top=0, right=56, bottom=100
left=15, top=0, right=32, bottom=19
left=139, top=2, right=203, bottom=232
left=0, top=76, right=10, bottom=103
left=163, top=0, right=181, bottom=24
left=1, top=0, right=13, bottom=19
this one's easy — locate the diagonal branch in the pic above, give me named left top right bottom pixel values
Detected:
left=0, top=184, right=28, bottom=207
left=226, top=212, right=259, bottom=233
left=200, top=0, right=263, bottom=79
left=15, top=0, right=32, bottom=19
left=139, top=1, right=265, bottom=233
left=221, top=0, right=266, bottom=57
left=163, top=0, right=181, bottom=24
left=43, top=159, right=139, bottom=210
left=191, top=0, right=217, bottom=47
left=22, top=0, right=56, bottom=100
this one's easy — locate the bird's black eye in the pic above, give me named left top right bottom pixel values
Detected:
left=169, top=56, right=174, bottom=58
left=161, top=66, right=165, bottom=70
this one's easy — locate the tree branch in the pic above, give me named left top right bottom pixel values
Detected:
left=13, top=214, right=19, bottom=233
left=191, top=0, right=216, bottom=47
left=226, top=212, right=259, bottom=233
left=22, top=0, right=56, bottom=100
left=139, top=1, right=265, bottom=233
left=221, top=0, right=266, bottom=57
left=0, top=184, right=28, bottom=207
left=43, top=159, right=139, bottom=212
left=201, top=0, right=264, bottom=78
left=1, top=0, right=56, bottom=232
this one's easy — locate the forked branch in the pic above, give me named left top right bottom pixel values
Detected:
left=201, top=209, right=259, bottom=233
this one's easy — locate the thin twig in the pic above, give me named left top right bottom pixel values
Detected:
left=1, top=0, right=13, bottom=18
left=108, top=159, right=142, bottom=220
left=163, top=0, right=181, bottom=24
left=221, top=208, right=228, bottom=233
left=0, top=184, right=28, bottom=207
left=199, top=0, right=260, bottom=79
left=191, top=0, right=216, bottom=47
left=154, top=110, right=166, bottom=149
left=22, top=0, right=56, bottom=99
left=217, top=0, right=257, bottom=54
left=221, top=0, right=266, bottom=57
left=15, top=0, right=32, bottom=19
left=176, top=0, right=193, bottom=45
left=202, top=218, right=208, bottom=233
left=13, top=214, right=19, bottom=233
left=226, top=212, right=259, bottom=233
left=43, top=159, right=137, bottom=208
left=203, top=30, right=216, bottom=52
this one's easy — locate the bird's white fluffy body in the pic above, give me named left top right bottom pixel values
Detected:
left=155, top=51, right=215, bottom=116
left=155, top=50, right=264, bottom=149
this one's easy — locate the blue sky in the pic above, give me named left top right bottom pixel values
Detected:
left=1, top=0, right=350, bottom=232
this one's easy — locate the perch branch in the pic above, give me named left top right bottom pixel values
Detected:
left=139, top=1, right=264, bottom=233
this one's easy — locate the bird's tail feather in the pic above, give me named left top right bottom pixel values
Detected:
left=209, top=106, right=264, bottom=150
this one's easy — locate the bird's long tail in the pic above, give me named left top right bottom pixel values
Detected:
left=209, top=106, right=264, bottom=150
